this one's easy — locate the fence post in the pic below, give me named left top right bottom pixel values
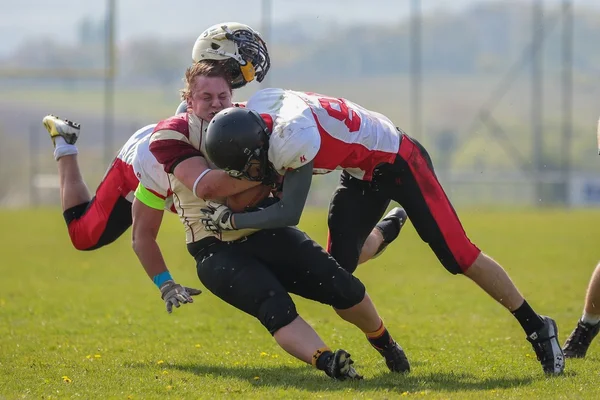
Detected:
left=29, top=122, right=39, bottom=207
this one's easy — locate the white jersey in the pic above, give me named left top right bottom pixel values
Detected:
left=112, top=124, right=173, bottom=211
left=245, top=88, right=401, bottom=180
left=132, top=125, right=172, bottom=206
left=116, top=124, right=153, bottom=166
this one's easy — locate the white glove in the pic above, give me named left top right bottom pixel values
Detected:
left=159, top=280, right=201, bottom=314
left=201, top=201, right=235, bottom=233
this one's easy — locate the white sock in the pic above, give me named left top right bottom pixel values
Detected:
left=582, top=312, right=600, bottom=325
left=54, top=137, right=78, bottom=161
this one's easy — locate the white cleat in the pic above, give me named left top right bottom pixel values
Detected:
left=42, top=114, right=81, bottom=146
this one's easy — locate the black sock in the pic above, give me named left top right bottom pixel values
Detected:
left=375, top=218, right=400, bottom=243
left=367, top=323, right=393, bottom=350
left=313, top=349, right=333, bottom=371
left=512, top=300, right=545, bottom=336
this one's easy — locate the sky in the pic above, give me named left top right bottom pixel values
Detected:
left=0, top=0, right=596, bottom=55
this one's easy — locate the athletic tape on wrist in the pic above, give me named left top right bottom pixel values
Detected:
left=152, top=271, right=173, bottom=288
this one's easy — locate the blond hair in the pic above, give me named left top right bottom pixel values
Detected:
left=180, top=59, right=236, bottom=101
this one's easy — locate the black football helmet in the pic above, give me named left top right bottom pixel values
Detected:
left=205, top=107, right=271, bottom=181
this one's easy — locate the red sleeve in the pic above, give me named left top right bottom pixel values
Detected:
left=149, top=114, right=202, bottom=173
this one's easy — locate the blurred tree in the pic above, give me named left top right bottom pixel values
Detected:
left=124, top=39, right=187, bottom=88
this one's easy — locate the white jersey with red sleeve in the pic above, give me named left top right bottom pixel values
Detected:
left=131, top=124, right=175, bottom=212
left=109, top=124, right=152, bottom=202
left=107, top=123, right=175, bottom=212
left=245, top=88, right=401, bottom=181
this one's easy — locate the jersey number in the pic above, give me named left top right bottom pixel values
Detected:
left=318, top=96, right=362, bottom=133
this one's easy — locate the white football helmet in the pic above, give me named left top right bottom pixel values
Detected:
left=192, top=22, right=270, bottom=89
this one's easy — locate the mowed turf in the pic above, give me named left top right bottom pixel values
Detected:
left=1, top=207, right=600, bottom=399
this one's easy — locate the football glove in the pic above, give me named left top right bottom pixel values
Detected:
left=159, top=280, right=202, bottom=314
left=201, top=201, right=235, bottom=233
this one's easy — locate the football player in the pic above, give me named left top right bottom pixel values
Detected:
left=560, top=120, right=600, bottom=358
left=148, top=60, right=410, bottom=380
left=42, top=22, right=269, bottom=312
left=200, top=88, right=566, bottom=376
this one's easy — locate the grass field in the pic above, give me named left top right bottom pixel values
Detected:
left=1, top=207, right=600, bottom=399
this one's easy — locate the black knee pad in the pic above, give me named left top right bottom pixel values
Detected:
left=329, top=275, right=366, bottom=310
left=63, top=201, right=91, bottom=225
left=258, top=292, right=299, bottom=335
left=333, top=252, right=360, bottom=274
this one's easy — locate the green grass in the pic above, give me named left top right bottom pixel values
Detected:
left=1, top=207, right=600, bottom=399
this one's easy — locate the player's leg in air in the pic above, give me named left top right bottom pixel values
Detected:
left=42, top=115, right=133, bottom=251
left=42, top=115, right=89, bottom=214
left=365, top=134, right=564, bottom=375
left=563, top=262, right=600, bottom=358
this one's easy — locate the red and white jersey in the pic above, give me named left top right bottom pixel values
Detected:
left=110, top=124, right=173, bottom=211
left=109, top=124, right=153, bottom=201
left=245, top=88, right=401, bottom=181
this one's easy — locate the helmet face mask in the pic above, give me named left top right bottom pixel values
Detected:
left=225, top=150, right=268, bottom=182
left=193, top=22, right=271, bottom=89
left=224, top=27, right=270, bottom=84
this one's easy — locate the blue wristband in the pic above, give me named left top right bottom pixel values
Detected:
left=152, top=271, right=173, bottom=288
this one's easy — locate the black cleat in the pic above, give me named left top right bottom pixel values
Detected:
left=372, top=207, right=408, bottom=259
left=373, top=341, right=410, bottom=373
left=527, top=316, right=565, bottom=375
left=324, top=349, right=363, bottom=381
left=563, top=319, right=600, bottom=359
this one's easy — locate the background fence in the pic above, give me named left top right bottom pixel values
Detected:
left=1, top=0, right=598, bottom=208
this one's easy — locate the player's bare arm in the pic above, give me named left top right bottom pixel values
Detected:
left=201, top=162, right=313, bottom=233
left=131, top=195, right=168, bottom=278
left=132, top=185, right=202, bottom=313
left=173, top=156, right=261, bottom=200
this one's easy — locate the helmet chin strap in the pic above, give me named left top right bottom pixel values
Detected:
left=239, top=62, right=256, bottom=83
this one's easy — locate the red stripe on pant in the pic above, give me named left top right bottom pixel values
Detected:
left=67, top=158, right=136, bottom=250
left=399, top=137, right=481, bottom=272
